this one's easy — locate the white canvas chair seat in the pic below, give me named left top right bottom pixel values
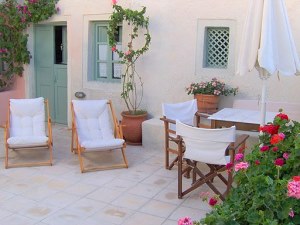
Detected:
left=81, top=139, right=124, bottom=151
left=71, top=99, right=128, bottom=173
left=7, top=136, right=48, bottom=148
left=4, top=97, right=53, bottom=168
left=176, top=120, right=249, bottom=200
left=160, top=99, right=198, bottom=170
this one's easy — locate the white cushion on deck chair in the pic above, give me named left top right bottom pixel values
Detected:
left=8, top=97, right=48, bottom=148
left=72, top=100, right=125, bottom=151
left=7, top=136, right=48, bottom=148
left=176, top=120, right=236, bottom=165
left=162, top=99, right=198, bottom=131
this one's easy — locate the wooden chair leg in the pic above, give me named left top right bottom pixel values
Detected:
left=5, top=144, right=8, bottom=169
left=121, top=147, right=129, bottom=168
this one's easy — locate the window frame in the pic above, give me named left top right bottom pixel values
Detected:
left=195, top=19, right=236, bottom=77
left=92, top=21, right=122, bottom=83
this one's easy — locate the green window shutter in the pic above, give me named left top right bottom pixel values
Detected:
left=93, top=22, right=122, bottom=82
left=204, top=27, right=229, bottom=69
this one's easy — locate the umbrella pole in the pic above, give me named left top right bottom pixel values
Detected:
left=260, top=79, right=267, bottom=126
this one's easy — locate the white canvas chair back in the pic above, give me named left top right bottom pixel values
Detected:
left=176, top=120, right=236, bottom=165
left=162, top=99, right=198, bottom=131
left=8, top=97, right=47, bottom=147
left=72, top=100, right=123, bottom=150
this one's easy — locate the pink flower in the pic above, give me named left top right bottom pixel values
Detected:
left=178, top=217, right=193, bottom=225
left=260, top=145, right=269, bottom=152
left=111, top=46, right=117, bottom=52
left=234, top=153, right=244, bottom=161
left=278, top=133, right=285, bottom=139
left=283, top=153, right=289, bottom=160
left=274, top=158, right=285, bottom=167
left=289, top=209, right=295, bottom=218
left=287, top=178, right=300, bottom=199
left=112, top=0, right=117, bottom=5
left=234, top=162, right=249, bottom=172
left=125, top=50, right=131, bottom=55
left=208, top=197, right=218, bottom=206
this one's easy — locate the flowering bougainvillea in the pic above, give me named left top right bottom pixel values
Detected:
left=199, top=111, right=300, bottom=224
left=0, top=0, right=58, bottom=90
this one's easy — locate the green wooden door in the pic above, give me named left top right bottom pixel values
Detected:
left=35, top=25, right=67, bottom=124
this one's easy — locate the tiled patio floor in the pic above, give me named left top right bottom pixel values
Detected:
left=0, top=124, right=218, bottom=225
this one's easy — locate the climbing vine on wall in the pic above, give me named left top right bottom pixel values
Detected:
left=0, top=0, right=59, bottom=90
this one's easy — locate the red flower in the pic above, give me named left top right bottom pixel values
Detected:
left=238, top=146, right=246, bottom=153
left=293, top=176, right=300, bottom=182
left=260, top=145, right=269, bottom=152
left=274, top=158, right=285, bottom=167
left=208, top=197, right=218, bottom=206
left=272, top=146, right=279, bottom=152
left=276, top=113, right=289, bottom=121
left=111, top=46, right=117, bottom=52
left=226, top=162, right=233, bottom=170
left=255, top=160, right=260, bottom=165
left=270, top=134, right=284, bottom=145
left=259, top=124, right=279, bottom=135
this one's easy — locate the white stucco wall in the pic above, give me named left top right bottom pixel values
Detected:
left=24, top=0, right=300, bottom=123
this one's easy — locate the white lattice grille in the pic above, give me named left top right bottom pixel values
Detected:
left=205, top=27, right=229, bottom=68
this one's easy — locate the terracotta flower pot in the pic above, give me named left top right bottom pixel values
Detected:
left=194, top=94, right=219, bottom=113
left=121, top=111, right=148, bottom=145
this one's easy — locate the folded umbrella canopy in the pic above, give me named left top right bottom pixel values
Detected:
left=236, top=0, right=300, bottom=125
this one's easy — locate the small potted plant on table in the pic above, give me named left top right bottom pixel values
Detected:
left=185, top=77, right=238, bottom=113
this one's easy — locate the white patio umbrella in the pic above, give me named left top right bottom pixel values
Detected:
left=236, top=0, right=300, bottom=125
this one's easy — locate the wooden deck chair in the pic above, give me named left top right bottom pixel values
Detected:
left=71, top=99, right=128, bottom=173
left=160, top=99, right=198, bottom=170
left=4, top=97, right=53, bottom=168
left=176, top=120, right=249, bottom=200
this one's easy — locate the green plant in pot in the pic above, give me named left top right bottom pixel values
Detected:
left=108, top=2, right=151, bottom=145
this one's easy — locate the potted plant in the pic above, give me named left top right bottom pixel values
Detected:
left=108, top=2, right=151, bottom=145
left=185, top=77, right=238, bottom=113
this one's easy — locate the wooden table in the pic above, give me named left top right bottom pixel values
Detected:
left=207, top=108, right=277, bottom=131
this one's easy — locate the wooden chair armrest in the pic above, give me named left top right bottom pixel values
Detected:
left=160, top=117, right=176, bottom=125
left=228, top=134, right=249, bottom=152
left=195, top=112, right=212, bottom=118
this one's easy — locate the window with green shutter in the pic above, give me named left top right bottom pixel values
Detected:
left=93, top=22, right=122, bottom=82
left=204, top=27, right=229, bottom=69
